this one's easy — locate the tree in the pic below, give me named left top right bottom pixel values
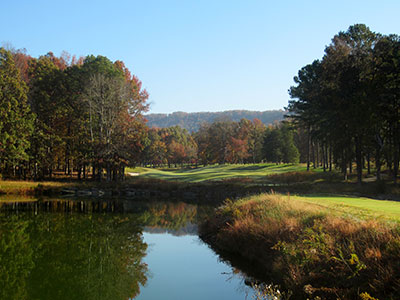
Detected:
left=84, top=73, right=133, bottom=180
left=372, top=35, right=400, bottom=183
left=263, top=126, right=283, bottom=163
left=263, top=123, right=299, bottom=164
left=28, top=54, right=67, bottom=179
left=0, top=48, right=34, bottom=178
left=288, top=24, right=387, bottom=182
left=194, top=120, right=236, bottom=165
left=280, top=123, right=300, bottom=163
left=79, top=56, right=148, bottom=180
left=248, top=118, right=266, bottom=163
left=324, top=24, right=377, bottom=183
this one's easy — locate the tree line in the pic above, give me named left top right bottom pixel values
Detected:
left=0, top=47, right=148, bottom=180
left=4, top=23, right=397, bottom=183
left=130, top=118, right=300, bottom=168
left=0, top=44, right=299, bottom=182
left=288, top=24, right=400, bottom=184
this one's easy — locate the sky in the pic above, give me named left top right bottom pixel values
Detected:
left=1, top=0, right=399, bottom=114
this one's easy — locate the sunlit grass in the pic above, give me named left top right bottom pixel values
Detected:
left=293, top=194, right=400, bottom=222
left=127, top=163, right=309, bottom=182
left=0, top=180, right=71, bottom=195
left=0, top=194, right=38, bottom=202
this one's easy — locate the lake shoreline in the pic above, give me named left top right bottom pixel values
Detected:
left=1, top=174, right=399, bottom=204
left=199, top=193, right=400, bottom=300
left=0, top=178, right=269, bottom=203
left=2, top=174, right=400, bottom=300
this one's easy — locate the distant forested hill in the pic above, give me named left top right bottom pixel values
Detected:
left=145, top=110, right=286, bottom=132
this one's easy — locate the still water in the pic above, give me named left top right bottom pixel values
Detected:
left=0, top=197, right=254, bottom=300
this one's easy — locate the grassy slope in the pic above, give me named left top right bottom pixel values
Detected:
left=200, top=193, right=400, bottom=299
left=127, top=163, right=309, bottom=182
left=294, top=195, right=400, bottom=222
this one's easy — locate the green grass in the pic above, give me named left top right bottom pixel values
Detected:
left=127, top=163, right=309, bottom=182
left=293, top=194, right=400, bottom=222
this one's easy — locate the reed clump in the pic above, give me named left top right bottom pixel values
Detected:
left=200, top=193, right=400, bottom=300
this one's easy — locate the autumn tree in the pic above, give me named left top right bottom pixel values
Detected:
left=83, top=64, right=148, bottom=180
left=28, top=53, right=67, bottom=179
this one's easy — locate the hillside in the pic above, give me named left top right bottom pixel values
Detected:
left=144, top=110, right=286, bottom=132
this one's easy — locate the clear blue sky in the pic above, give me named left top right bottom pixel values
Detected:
left=1, top=0, right=399, bottom=113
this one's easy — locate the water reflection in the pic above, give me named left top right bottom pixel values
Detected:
left=0, top=198, right=252, bottom=300
left=0, top=210, right=147, bottom=300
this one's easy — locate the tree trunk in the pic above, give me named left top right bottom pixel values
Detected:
left=50, top=165, right=53, bottom=178
left=92, top=164, right=96, bottom=181
left=98, top=165, right=102, bottom=181
left=376, top=146, right=381, bottom=181
left=106, top=164, right=111, bottom=182
left=112, top=166, right=117, bottom=181
left=121, top=166, right=125, bottom=181
left=394, top=145, right=399, bottom=184
left=342, top=150, right=348, bottom=181
left=355, top=136, right=363, bottom=185
left=311, top=142, right=316, bottom=169
left=78, top=165, right=82, bottom=181
left=306, top=126, right=310, bottom=171
left=66, top=159, right=70, bottom=176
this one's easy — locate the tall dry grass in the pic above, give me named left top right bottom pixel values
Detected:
left=200, top=193, right=400, bottom=300
left=0, top=180, right=72, bottom=195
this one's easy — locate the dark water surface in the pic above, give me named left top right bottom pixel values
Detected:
left=0, top=197, right=254, bottom=300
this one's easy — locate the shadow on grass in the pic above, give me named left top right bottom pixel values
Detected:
left=230, top=165, right=273, bottom=171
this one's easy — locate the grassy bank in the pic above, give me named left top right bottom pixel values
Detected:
left=199, top=193, right=400, bottom=299
left=0, top=179, right=138, bottom=196
left=0, top=180, right=72, bottom=196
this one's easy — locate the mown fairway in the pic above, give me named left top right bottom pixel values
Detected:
left=294, top=194, right=400, bottom=222
left=127, top=163, right=308, bottom=182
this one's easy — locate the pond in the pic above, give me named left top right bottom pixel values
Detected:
left=0, top=197, right=255, bottom=300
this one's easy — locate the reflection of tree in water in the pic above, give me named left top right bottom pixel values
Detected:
left=137, top=202, right=213, bottom=234
left=0, top=215, right=34, bottom=300
left=0, top=199, right=215, bottom=299
left=141, top=202, right=197, bottom=229
left=0, top=212, right=148, bottom=300
left=0, top=199, right=213, bottom=233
